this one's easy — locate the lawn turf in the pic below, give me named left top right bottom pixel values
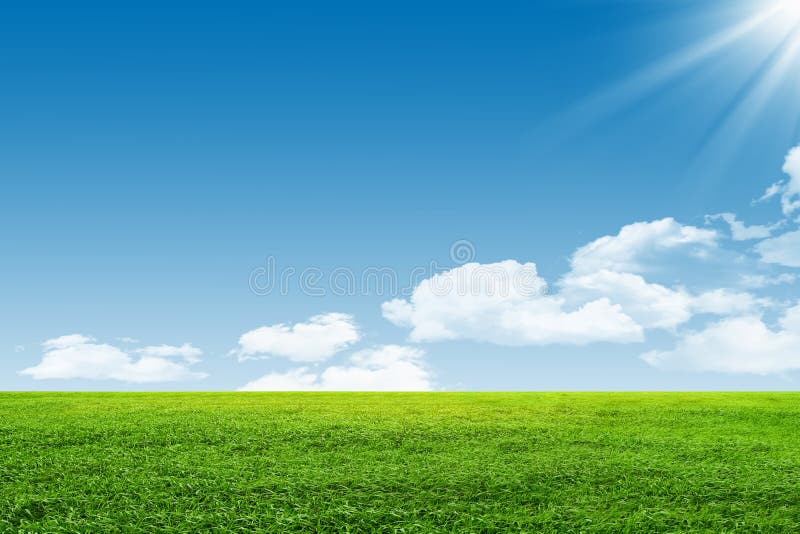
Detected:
left=1, top=392, right=799, bottom=532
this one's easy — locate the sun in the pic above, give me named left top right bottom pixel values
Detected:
left=767, top=0, right=800, bottom=34
left=541, top=0, right=800, bottom=170
left=779, top=0, right=800, bottom=20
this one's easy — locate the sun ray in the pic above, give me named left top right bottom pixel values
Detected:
left=531, top=2, right=789, bottom=146
left=690, top=25, right=800, bottom=162
left=532, top=1, right=800, bottom=156
left=688, top=25, right=800, bottom=187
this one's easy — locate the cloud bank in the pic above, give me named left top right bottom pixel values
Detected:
left=24, top=144, right=800, bottom=385
left=380, top=143, right=800, bottom=377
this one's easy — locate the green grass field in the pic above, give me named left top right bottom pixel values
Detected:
left=2, top=393, right=800, bottom=532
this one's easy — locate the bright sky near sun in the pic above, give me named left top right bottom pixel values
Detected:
left=3, top=0, right=800, bottom=391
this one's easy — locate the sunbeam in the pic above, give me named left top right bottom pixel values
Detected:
left=535, top=0, right=800, bottom=163
left=777, top=0, right=800, bottom=22
left=691, top=24, right=800, bottom=164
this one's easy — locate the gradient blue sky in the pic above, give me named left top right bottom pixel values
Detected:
left=3, top=0, right=800, bottom=390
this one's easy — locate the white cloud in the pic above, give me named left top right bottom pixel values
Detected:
left=19, top=335, right=206, bottom=383
left=382, top=261, right=643, bottom=345
left=756, top=145, right=800, bottom=215
left=238, top=345, right=433, bottom=391
left=755, top=230, right=800, bottom=267
left=116, top=337, right=140, bottom=344
left=781, top=145, right=800, bottom=215
left=43, top=334, right=95, bottom=350
left=570, top=218, right=717, bottom=274
left=738, top=273, right=796, bottom=289
left=642, top=303, right=800, bottom=375
left=705, top=213, right=778, bottom=241
left=137, top=343, right=203, bottom=363
left=690, top=288, right=765, bottom=315
left=561, top=270, right=693, bottom=329
left=233, top=313, right=361, bottom=362
left=383, top=215, right=773, bottom=348
left=756, top=181, right=784, bottom=204
left=561, top=271, right=763, bottom=331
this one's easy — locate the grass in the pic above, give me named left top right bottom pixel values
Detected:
left=1, top=393, right=800, bottom=532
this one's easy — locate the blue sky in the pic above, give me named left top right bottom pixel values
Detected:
left=3, top=0, right=800, bottom=390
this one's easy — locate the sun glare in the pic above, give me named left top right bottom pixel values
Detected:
left=770, top=0, right=800, bottom=32
left=542, top=0, right=800, bottom=172
left=779, top=0, right=800, bottom=19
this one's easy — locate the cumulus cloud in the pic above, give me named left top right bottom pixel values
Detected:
left=383, top=215, right=774, bottom=348
left=238, top=345, right=432, bottom=391
left=233, top=313, right=361, bottom=362
left=19, top=335, right=206, bottom=382
left=570, top=218, right=717, bottom=274
left=755, top=230, right=800, bottom=267
left=561, top=270, right=693, bottom=330
left=382, top=261, right=643, bottom=345
left=642, top=303, right=800, bottom=375
left=705, top=213, right=779, bottom=241
left=561, top=271, right=762, bottom=330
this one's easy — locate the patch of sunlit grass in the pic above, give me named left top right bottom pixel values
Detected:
left=1, top=392, right=800, bottom=531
